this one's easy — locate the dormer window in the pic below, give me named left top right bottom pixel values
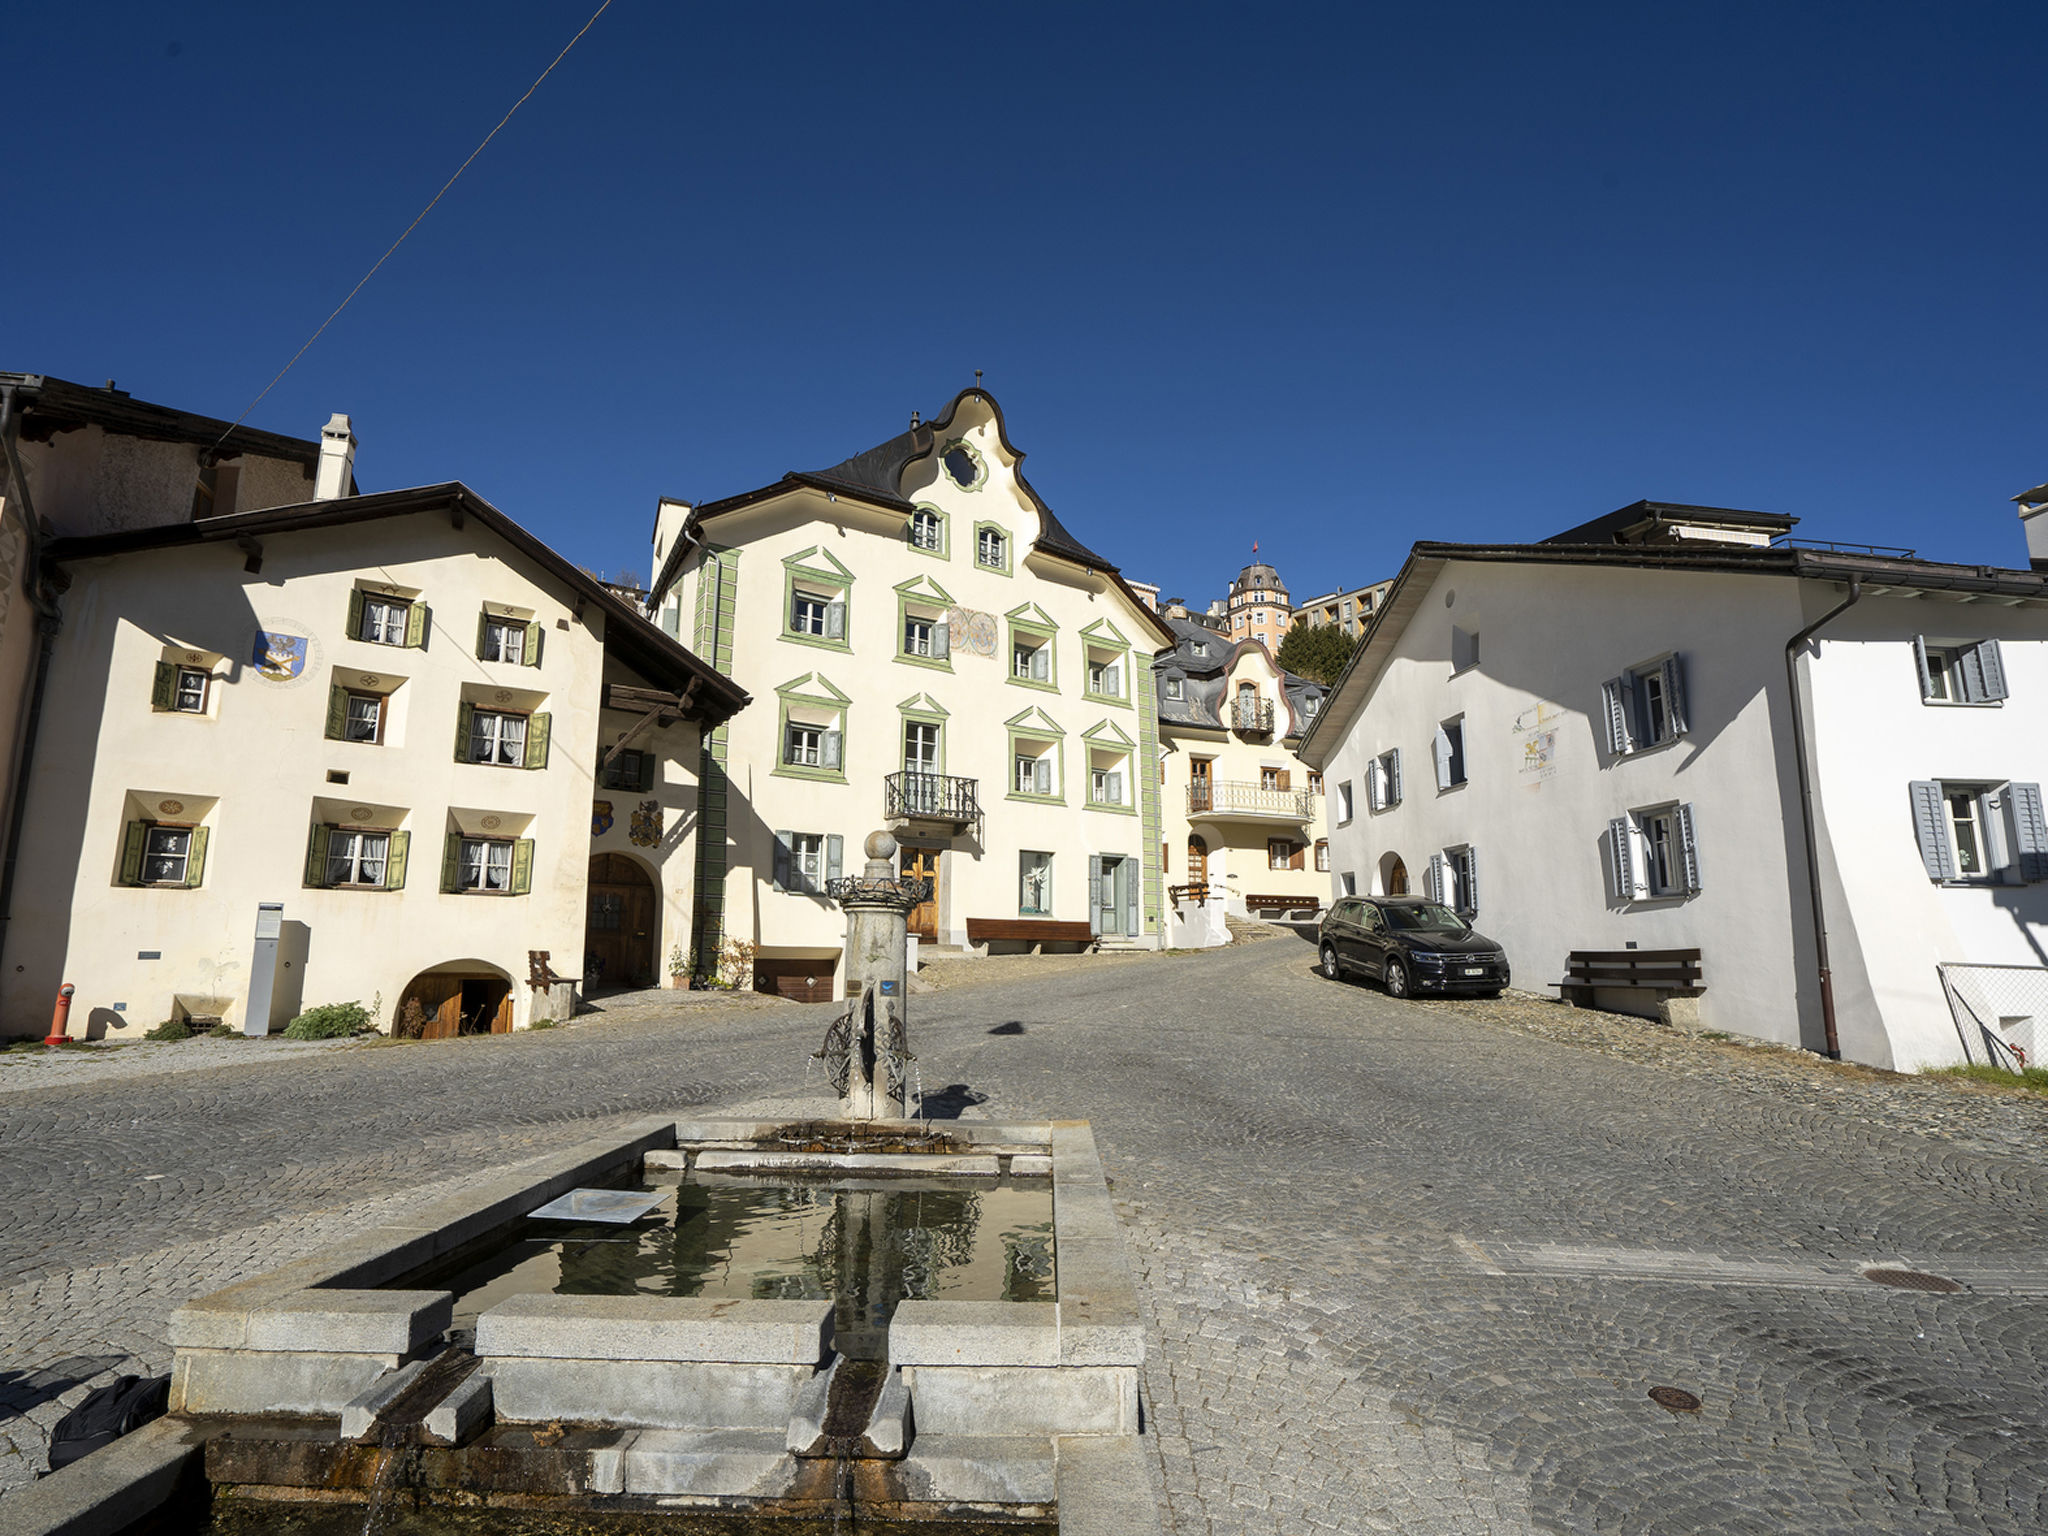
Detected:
left=944, top=443, right=984, bottom=488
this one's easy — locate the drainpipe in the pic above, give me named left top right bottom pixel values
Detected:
left=0, top=382, right=65, bottom=979
left=1783, top=574, right=1862, bottom=1060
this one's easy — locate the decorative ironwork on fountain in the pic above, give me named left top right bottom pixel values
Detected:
left=815, top=830, right=929, bottom=1120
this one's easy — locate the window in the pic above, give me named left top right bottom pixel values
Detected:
left=1445, top=847, right=1477, bottom=917
left=1020, top=851, right=1053, bottom=915
left=978, top=527, right=1007, bottom=568
left=772, top=830, right=841, bottom=894
left=172, top=668, right=208, bottom=714
left=786, top=722, right=824, bottom=768
left=325, top=829, right=390, bottom=888
left=1269, top=839, right=1300, bottom=871
left=1602, top=656, right=1689, bottom=756
left=1340, top=871, right=1358, bottom=896
left=1337, top=780, right=1355, bottom=823
left=1915, top=637, right=2008, bottom=705
left=144, top=827, right=192, bottom=884
left=790, top=589, right=843, bottom=639
left=1087, top=658, right=1123, bottom=698
left=1369, top=749, right=1402, bottom=810
left=1909, top=780, right=2048, bottom=883
left=1452, top=626, right=1479, bottom=672
left=1315, top=839, right=1330, bottom=872
left=468, top=710, right=528, bottom=766
left=345, top=692, right=383, bottom=744
left=1608, top=804, right=1702, bottom=900
left=903, top=614, right=944, bottom=659
left=1013, top=638, right=1051, bottom=683
left=945, top=445, right=981, bottom=488
left=1014, top=747, right=1055, bottom=798
left=360, top=596, right=411, bottom=646
left=1090, top=765, right=1126, bottom=807
left=1309, top=771, right=1323, bottom=796
left=1434, top=719, right=1466, bottom=789
left=910, top=508, right=943, bottom=551
left=599, top=749, right=654, bottom=792
left=1261, top=767, right=1281, bottom=791
left=480, top=618, right=526, bottom=665
left=904, top=721, right=940, bottom=774
left=1164, top=677, right=1185, bottom=701
left=1302, top=694, right=1321, bottom=721
left=460, top=838, right=514, bottom=893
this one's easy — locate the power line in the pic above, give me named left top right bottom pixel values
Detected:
left=214, top=0, right=615, bottom=448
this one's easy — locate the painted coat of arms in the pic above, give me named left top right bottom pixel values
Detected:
left=252, top=631, right=308, bottom=680
left=592, top=800, right=614, bottom=837
left=629, top=799, right=663, bottom=847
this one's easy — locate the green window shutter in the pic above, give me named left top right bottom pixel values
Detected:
left=324, top=684, right=348, bottom=740
left=346, top=587, right=365, bottom=640
left=476, top=610, right=490, bottom=659
left=384, top=830, right=410, bottom=891
left=185, top=826, right=209, bottom=888
left=405, top=602, right=429, bottom=648
left=151, top=661, right=177, bottom=711
left=526, top=621, right=545, bottom=667
left=637, top=752, right=657, bottom=793
left=454, top=701, right=475, bottom=762
left=305, top=823, right=332, bottom=887
left=525, top=712, right=551, bottom=770
left=441, top=832, right=463, bottom=893
left=510, top=838, right=534, bottom=895
left=119, top=821, right=148, bottom=885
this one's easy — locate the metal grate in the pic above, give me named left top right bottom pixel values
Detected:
left=1937, top=963, right=2048, bottom=1072
left=1647, top=1387, right=1702, bottom=1412
left=1863, top=1267, right=1964, bottom=1294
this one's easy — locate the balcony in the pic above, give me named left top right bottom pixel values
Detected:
left=1231, top=698, right=1275, bottom=734
left=885, top=771, right=982, bottom=830
left=1188, top=779, right=1314, bottom=823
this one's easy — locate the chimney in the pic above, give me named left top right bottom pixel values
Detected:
left=314, top=413, right=356, bottom=500
left=2014, top=481, right=2048, bottom=572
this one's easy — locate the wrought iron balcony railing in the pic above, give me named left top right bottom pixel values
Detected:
left=1188, top=779, right=1314, bottom=821
left=885, top=771, right=981, bottom=826
left=1231, top=697, right=1275, bottom=734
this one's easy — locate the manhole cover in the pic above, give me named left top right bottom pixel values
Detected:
left=1862, top=1267, right=1964, bottom=1293
left=1647, top=1386, right=1701, bottom=1413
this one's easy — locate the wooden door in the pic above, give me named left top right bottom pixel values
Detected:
left=1386, top=856, right=1409, bottom=896
left=585, top=852, right=657, bottom=988
left=901, top=847, right=939, bottom=942
left=1187, top=835, right=1209, bottom=889
left=754, top=959, right=835, bottom=1003
left=1190, top=758, right=1212, bottom=812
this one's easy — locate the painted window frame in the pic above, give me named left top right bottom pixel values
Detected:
left=467, top=709, right=530, bottom=767
left=974, top=521, right=1014, bottom=576
left=458, top=837, right=516, bottom=893
left=1909, top=779, right=2048, bottom=885
left=1007, top=614, right=1058, bottom=693
left=907, top=504, right=949, bottom=559
left=326, top=828, right=392, bottom=888
left=359, top=595, right=412, bottom=646
left=894, top=577, right=954, bottom=674
left=773, top=674, right=851, bottom=784
left=942, top=438, right=988, bottom=491
left=779, top=550, right=854, bottom=654
left=1601, top=654, right=1690, bottom=758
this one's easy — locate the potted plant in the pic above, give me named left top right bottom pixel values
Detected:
left=668, top=943, right=695, bottom=990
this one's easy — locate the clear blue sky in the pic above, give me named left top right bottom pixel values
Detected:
left=11, top=2, right=2046, bottom=603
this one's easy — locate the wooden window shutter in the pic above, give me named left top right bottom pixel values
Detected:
left=1676, top=803, right=1702, bottom=893
left=324, top=685, right=349, bottom=740
left=1432, top=726, right=1452, bottom=790
left=1087, top=855, right=1103, bottom=936
left=119, top=821, right=148, bottom=886
left=1601, top=677, right=1633, bottom=755
left=151, top=661, right=178, bottom=711
left=1975, top=640, right=2009, bottom=702
left=637, top=752, right=657, bottom=793
left=1660, top=655, right=1689, bottom=735
left=1389, top=749, right=1402, bottom=805
left=185, top=827, right=209, bottom=888
left=825, top=599, right=846, bottom=641
left=440, top=832, right=463, bottom=893
left=510, top=838, right=534, bottom=895
left=1031, top=645, right=1050, bottom=682
left=2006, top=783, right=2048, bottom=881
left=305, top=824, right=332, bottom=887
left=475, top=611, right=490, bottom=659
left=932, top=622, right=949, bottom=660
left=773, top=830, right=793, bottom=891
left=526, top=621, right=545, bottom=667
left=821, top=728, right=842, bottom=771
left=384, top=830, right=410, bottom=891
left=525, top=712, right=551, bottom=770
left=1034, top=757, right=1052, bottom=796
left=1427, top=852, right=1445, bottom=904
left=1463, top=848, right=1478, bottom=916
left=1908, top=780, right=1955, bottom=881
left=405, top=602, right=429, bottom=648
left=1277, top=769, right=1291, bottom=791
left=1289, top=842, right=1304, bottom=871
left=826, top=835, right=844, bottom=885
left=1912, top=636, right=1936, bottom=700
left=346, top=587, right=365, bottom=640
left=454, top=701, right=475, bottom=762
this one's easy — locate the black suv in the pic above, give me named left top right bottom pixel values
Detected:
left=1318, top=896, right=1510, bottom=999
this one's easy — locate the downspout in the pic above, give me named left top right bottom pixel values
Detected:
left=0, top=382, right=65, bottom=977
left=1783, top=574, right=1862, bottom=1060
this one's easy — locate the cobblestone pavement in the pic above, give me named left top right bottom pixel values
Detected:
left=7, top=933, right=2048, bottom=1533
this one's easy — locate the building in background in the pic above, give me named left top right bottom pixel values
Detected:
left=643, top=387, right=1176, bottom=999
left=1222, top=558, right=1291, bottom=651
left=1294, top=579, right=1394, bottom=638
left=1300, top=498, right=2048, bottom=1073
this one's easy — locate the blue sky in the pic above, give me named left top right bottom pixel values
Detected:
left=10, top=2, right=2046, bottom=603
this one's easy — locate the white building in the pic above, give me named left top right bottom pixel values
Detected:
left=643, top=388, right=1176, bottom=999
left=1299, top=499, right=2048, bottom=1071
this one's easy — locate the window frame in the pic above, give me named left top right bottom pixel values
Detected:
left=142, top=825, right=193, bottom=886
left=468, top=708, right=530, bottom=766
left=344, top=690, right=385, bottom=745
left=458, top=836, right=516, bottom=894
left=908, top=505, right=948, bottom=557
left=1019, top=850, right=1054, bottom=915
left=480, top=616, right=526, bottom=666
left=359, top=595, right=412, bottom=647
left=1435, top=717, right=1467, bottom=790
left=172, top=667, right=210, bottom=715
left=974, top=521, right=1013, bottom=576
left=326, top=828, right=392, bottom=889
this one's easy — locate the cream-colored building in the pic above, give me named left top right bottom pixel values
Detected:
left=1154, top=616, right=1331, bottom=918
left=2, top=480, right=744, bottom=1039
left=1222, top=559, right=1292, bottom=651
left=1294, top=579, right=1393, bottom=639
left=643, top=387, right=1176, bottom=999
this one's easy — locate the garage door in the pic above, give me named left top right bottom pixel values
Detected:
left=754, top=959, right=836, bottom=1003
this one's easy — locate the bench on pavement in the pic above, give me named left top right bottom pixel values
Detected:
left=1244, top=892, right=1323, bottom=919
left=964, top=918, right=1098, bottom=956
left=1555, top=948, right=1705, bottom=1024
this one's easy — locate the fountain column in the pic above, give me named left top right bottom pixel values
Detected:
left=824, top=830, right=926, bottom=1121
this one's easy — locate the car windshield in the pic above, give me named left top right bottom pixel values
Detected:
left=1381, top=903, right=1467, bottom=933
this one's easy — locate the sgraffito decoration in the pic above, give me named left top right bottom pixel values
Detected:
left=592, top=799, right=615, bottom=837
left=630, top=799, right=663, bottom=847
left=252, top=631, right=308, bottom=681
left=946, top=605, right=998, bottom=658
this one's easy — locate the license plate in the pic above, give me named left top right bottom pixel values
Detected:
left=1463, top=966, right=1486, bottom=976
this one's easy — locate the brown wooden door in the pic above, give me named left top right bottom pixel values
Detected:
left=754, top=959, right=835, bottom=1003
left=1190, top=758, right=1212, bottom=812
left=902, top=847, right=939, bottom=942
left=1187, top=835, right=1209, bottom=888
left=1387, top=856, right=1409, bottom=895
left=586, top=852, right=657, bottom=988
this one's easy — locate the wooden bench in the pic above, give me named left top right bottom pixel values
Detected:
left=964, top=918, right=1097, bottom=955
left=1556, top=949, right=1703, bottom=1007
left=1244, top=892, right=1323, bottom=918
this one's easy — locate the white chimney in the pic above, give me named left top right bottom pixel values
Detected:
left=314, top=413, right=356, bottom=500
left=2015, top=481, right=2048, bottom=572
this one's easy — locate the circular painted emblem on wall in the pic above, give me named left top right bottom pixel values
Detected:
left=158, top=799, right=184, bottom=816
left=481, top=815, right=502, bottom=830
left=493, top=689, right=513, bottom=704
left=361, top=675, right=381, bottom=688
left=185, top=652, right=204, bottom=665
left=249, top=618, right=323, bottom=687
left=349, top=807, right=373, bottom=823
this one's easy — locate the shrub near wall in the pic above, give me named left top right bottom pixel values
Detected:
left=282, top=1002, right=371, bottom=1040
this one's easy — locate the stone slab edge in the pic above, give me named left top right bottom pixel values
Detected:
left=1049, top=1122, right=1145, bottom=1367
left=1056, top=1434, right=1166, bottom=1535
left=0, top=1417, right=210, bottom=1536
left=477, top=1293, right=833, bottom=1364
left=674, top=1117, right=1052, bottom=1148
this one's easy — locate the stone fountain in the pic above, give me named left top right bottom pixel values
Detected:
left=816, top=829, right=925, bottom=1121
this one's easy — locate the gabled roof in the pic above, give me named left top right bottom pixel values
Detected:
left=1542, top=499, right=1796, bottom=546
left=1, top=372, right=323, bottom=467
left=45, top=483, right=749, bottom=724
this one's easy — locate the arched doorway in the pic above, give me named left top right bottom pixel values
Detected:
left=586, top=852, right=657, bottom=990
left=1380, top=852, right=1409, bottom=896
left=1187, top=834, right=1209, bottom=890
left=398, top=962, right=513, bottom=1038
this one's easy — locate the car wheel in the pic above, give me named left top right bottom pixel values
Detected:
left=1320, top=943, right=1343, bottom=981
left=1383, top=959, right=1410, bottom=999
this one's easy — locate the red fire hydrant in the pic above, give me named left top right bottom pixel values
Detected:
left=44, top=982, right=75, bottom=1046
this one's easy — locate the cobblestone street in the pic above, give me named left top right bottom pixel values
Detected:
left=6, top=933, right=2048, bottom=1532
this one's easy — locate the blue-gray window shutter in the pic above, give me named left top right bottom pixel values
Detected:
left=821, top=728, right=842, bottom=771
left=825, top=834, right=843, bottom=885
left=1608, top=815, right=1636, bottom=900
left=2008, top=782, right=2048, bottom=881
left=1975, top=640, right=2008, bottom=702
left=1087, top=855, right=1103, bottom=936
left=1908, top=781, right=1955, bottom=881
left=1427, top=852, right=1445, bottom=904
left=1433, top=727, right=1451, bottom=790
left=825, top=599, right=846, bottom=641
left=1366, top=759, right=1383, bottom=812
left=1660, top=655, right=1688, bottom=736
left=1601, top=678, right=1633, bottom=756
left=1912, top=636, right=1936, bottom=700
left=932, top=622, right=949, bottom=660
left=1463, top=848, right=1478, bottom=916
left=1389, top=748, right=1402, bottom=805
left=1031, top=645, right=1050, bottom=682
left=1676, top=803, right=1702, bottom=893
left=1123, top=857, right=1139, bottom=936
left=1034, top=757, right=1052, bottom=796
left=773, top=830, right=793, bottom=891
left=1958, top=643, right=1987, bottom=703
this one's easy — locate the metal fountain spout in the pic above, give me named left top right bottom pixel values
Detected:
left=815, top=831, right=928, bottom=1121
